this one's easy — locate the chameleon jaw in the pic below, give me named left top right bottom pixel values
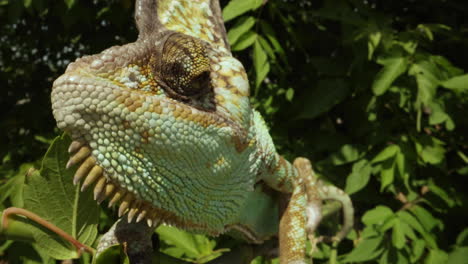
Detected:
left=66, top=140, right=226, bottom=233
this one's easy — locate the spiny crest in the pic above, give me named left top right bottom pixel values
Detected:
left=155, top=0, right=229, bottom=51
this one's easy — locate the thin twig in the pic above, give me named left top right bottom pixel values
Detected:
left=2, top=207, right=95, bottom=256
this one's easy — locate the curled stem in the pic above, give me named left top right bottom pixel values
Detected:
left=1, top=207, right=95, bottom=256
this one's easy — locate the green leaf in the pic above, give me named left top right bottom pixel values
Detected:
left=222, top=0, right=262, bottom=22
left=253, top=40, right=270, bottom=88
left=330, top=144, right=361, bottom=165
left=227, top=16, right=256, bottom=46
left=343, top=235, right=384, bottom=262
left=440, top=74, right=468, bottom=93
left=380, top=158, right=395, bottom=191
left=231, top=30, right=257, bottom=51
left=22, top=134, right=99, bottom=259
left=428, top=102, right=449, bottom=126
left=362, top=206, right=394, bottom=226
left=23, top=0, right=31, bottom=8
left=0, top=163, right=32, bottom=207
left=410, top=239, right=426, bottom=262
left=372, top=145, right=400, bottom=163
left=409, top=60, right=440, bottom=106
left=410, top=206, right=441, bottom=232
left=156, top=225, right=219, bottom=261
left=298, top=78, right=350, bottom=119
left=368, top=31, right=381, bottom=60
left=417, top=137, right=446, bottom=165
left=403, top=207, right=438, bottom=248
left=456, top=228, right=468, bottom=246
left=63, top=0, right=75, bottom=9
left=417, top=24, right=434, bottom=41
left=447, top=247, right=468, bottom=264
left=392, top=218, right=405, bottom=249
left=258, top=35, right=276, bottom=60
left=285, top=88, right=294, bottom=102
left=397, top=211, right=425, bottom=234
left=345, top=159, right=372, bottom=194
left=428, top=180, right=455, bottom=207
left=399, top=219, right=417, bottom=240
left=379, top=248, right=409, bottom=264
left=425, top=249, right=448, bottom=264
left=372, top=56, right=409, bottom=96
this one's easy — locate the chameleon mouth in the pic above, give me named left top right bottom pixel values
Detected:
left=67, top=140, right=160, bottom=227
left=66, top=140, right=218, bottom=231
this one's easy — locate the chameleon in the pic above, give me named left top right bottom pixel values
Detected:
left=50, top=0, right=354, bottom=262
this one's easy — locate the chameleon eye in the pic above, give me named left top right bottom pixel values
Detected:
left=160, top=33, right=211, bottom=98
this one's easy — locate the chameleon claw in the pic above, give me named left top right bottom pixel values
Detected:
left=127, top=207, right=139, bottom=223
left=136, top=208, right=147, bottom=223
left=118, top=193, right=134, bottom=217
left=66, top=146, right=91, bottom=169
left=73, top=156, right=96, bottom=185
left=108, top=189, right=126, bottom=208
left=146, top=218, right=153, bottom=227
left=81, top=166, right=103, bottom=192
left=68, top=140, right=84, bottom=154
left=97, top=183, right=116, bottom=204
left=93, top=177, right=107, bottom=201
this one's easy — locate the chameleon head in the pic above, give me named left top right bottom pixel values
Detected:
left=50, top=31, right=260, bottom=233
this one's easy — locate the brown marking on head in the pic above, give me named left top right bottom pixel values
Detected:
left=231, top=135, right=250, bottom=153
left=123, top=120, right=131, bottom=129
left=141, top=130, right=150, bottom=144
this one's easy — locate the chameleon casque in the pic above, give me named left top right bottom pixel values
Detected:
left=50, top=0, right=354, bottom=262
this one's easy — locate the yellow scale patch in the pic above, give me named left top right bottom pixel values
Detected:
left=157, top=0, right=226, bottom=51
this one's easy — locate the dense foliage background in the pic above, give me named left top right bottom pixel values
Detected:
left=1, top=0, right=468, bottom=263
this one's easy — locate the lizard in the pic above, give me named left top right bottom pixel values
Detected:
left=50, top=0, right=354, bottom=263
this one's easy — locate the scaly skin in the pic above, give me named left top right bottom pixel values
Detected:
left=51, top=0, right=354, bottom=262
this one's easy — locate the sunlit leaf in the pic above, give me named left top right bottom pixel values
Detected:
left=392, top=218, right=405, bottom=249
left=343, top=235, right=384, bottom=262
left=345, top=159, right=372, bottom=194
left=380, top=158, right=395, bottom=191
left=372, top=145, right=400, bottom=164
left=410, top=206, right=441, bottom=233
left=156, top=225, right=222, bottom=262
left=456, top=228, right=468, bottom=246
left=368, top=31, right=381, bottom=60
left=330, top=144, right=361, bottom=165
left=425, top=249, right=448, bottom=264
left=409, top=60, right=440, bottom=106
left=410, top=239, right=426, bottom=262
left=440, top=74, right=468, bottom=93
left=63, top=0, right=75, bottom=9
left=21, top=134, right=99, bottom=259
left=362, top=205, right=394, bottom=226
left=222, top=0, right=262, bottom=22
left=253, top=40, right=270, bottom=89
left=372, top=55, right=408, bottom=96
left=418, top=137, right=446, bottom=165
left=23, top=0, right=31, bottom=8
left=231, top=30, right=257, bottom=51
left=447, top=247, right=468, bottom=264
left=227, top=16, right=256, bottom=45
